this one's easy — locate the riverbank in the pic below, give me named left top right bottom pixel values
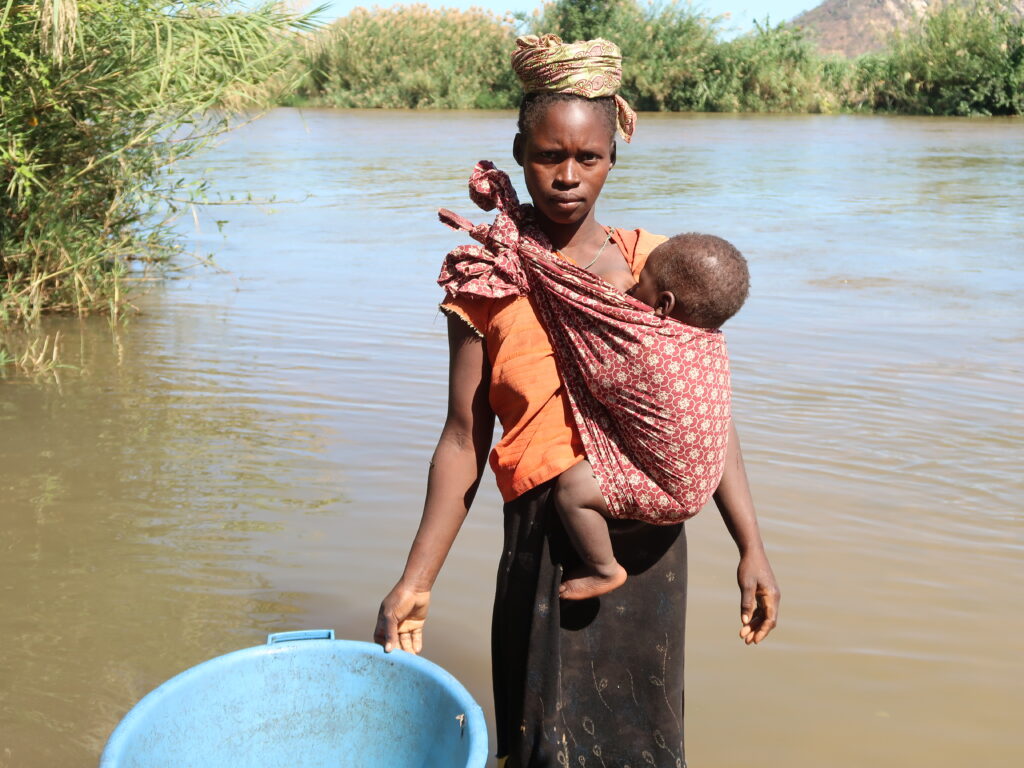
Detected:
left=289, top=1, right=1024, bottom=116
left=2, top=109, right=1021, bottom=768
left=0, top=0, right=314, bottom=327
left=3, top=0, right=1020, bottom=328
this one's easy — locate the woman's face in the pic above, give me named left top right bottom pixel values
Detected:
left=515, top=100, right=615, bottom=228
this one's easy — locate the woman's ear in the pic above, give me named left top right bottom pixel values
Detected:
left=513, top=134, right=524, bottom=166
left=610, top=140, right=617, bottom=167
left=653, top=291, right=676, bottom=318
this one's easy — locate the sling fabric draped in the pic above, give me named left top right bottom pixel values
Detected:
left=438, top=162, right=730, bottom=524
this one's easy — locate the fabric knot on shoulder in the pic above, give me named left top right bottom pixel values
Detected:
left=438, top=161, right=550, bottom=299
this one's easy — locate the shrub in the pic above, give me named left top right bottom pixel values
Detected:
left=282, top=0, right=1023, bottom=118
left=863, top=0, right=1024, bottom=115
left=293, top=5, right=520, bottom=109
left=0, top=0, right=315, bottom=324
left=531, top=0, right=720, bottom=111
left=702, top=19, right=848, bottom=112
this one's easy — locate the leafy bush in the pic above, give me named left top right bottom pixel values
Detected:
left=861, top=0, right=1024, bottom=115
left=0, top=0, right=315, bottom=324
left=701, top=20, right=848, bottom=112
left=293, top=5, right=520, bottom=109
left=293, top=0, right=1023, bottom=118
left=531, top=0, right=720, bottom=111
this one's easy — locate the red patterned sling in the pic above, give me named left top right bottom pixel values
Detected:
left=438, top=161, right=731, bottom=525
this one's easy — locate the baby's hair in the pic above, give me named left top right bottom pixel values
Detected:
left=646, top=233, right=750, bottom=329
left=517, top=92, right=617, bottom=142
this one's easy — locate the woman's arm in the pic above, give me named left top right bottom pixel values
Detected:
left=713, top=419, right=781, bottom=645
left=373, top=315, right=495, bottom=654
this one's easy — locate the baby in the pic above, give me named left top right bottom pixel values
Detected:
left=555, top=232, right=751, bottom=600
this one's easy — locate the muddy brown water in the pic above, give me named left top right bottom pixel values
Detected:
left=1, top=110, right=1021, bottom=767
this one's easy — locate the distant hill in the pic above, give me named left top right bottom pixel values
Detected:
left=792, top=0, right=1024, bottom=58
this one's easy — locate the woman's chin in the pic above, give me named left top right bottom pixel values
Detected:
left=537, top=206, right=589, bottom=228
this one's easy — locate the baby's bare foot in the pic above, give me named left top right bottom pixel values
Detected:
left=559, top=563, right=627, bottom=601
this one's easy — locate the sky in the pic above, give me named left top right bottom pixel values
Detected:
left=304, top=1, right=822, bottom=33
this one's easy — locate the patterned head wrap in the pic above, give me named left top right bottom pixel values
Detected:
left=512, top=34, right=637, bottom=143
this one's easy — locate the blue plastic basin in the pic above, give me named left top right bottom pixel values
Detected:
left=100, top=630, right=488, bottom=768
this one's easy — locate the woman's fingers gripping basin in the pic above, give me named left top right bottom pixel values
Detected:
left=374, top=587, right=431, bottom=654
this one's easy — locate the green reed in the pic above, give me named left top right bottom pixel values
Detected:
left=0, top=0, right=318, bottom=325
left=855, top=1, right=1024, bottom=116
left=291, top=5, right=520, bottom=109
left=531, top=0, right=719, bottom=111
left=697, top=20, right=848, bottom=113
left=0, top=330, right=64, bottom=378
left=292, top=0, right=1023, bottom=118
left=3, top=1, right=1019, bottom=326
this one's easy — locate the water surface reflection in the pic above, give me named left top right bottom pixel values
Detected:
left=1, top=109, right=1021, bottom=768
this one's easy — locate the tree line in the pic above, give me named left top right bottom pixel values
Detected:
left=2, top=0, right=1020, bottom=330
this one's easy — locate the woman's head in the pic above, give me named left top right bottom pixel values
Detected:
left=517, top=92, right=617, bottom=143
left=510, top=34, right=636, bottom=143
left=513, top=95, right=617, bottom=227
left=510, top=35, right=635, bottom=230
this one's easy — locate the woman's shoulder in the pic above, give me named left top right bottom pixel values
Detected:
left=611, top=228, right=669, bottom=276
left=440, top=293, right=524, bottom=339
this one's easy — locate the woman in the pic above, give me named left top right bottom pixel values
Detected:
left=375, top=35, right=780, bottom=768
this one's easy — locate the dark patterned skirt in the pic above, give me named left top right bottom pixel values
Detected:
left=493, top=480, right=688, bottom=768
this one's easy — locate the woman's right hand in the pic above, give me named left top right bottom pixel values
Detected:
left=371, top=316, right=492, bottom=657
left=374, top=585, right=431, bottom=654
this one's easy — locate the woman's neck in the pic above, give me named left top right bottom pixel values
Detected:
left=539, top=211, right=606, bottom=257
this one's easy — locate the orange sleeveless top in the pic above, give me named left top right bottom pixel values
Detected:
left=441, top=227, right=667, bottom=501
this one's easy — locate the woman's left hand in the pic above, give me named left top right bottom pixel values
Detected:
left=736, top=549, right=780, bottom=645
left=375, top=584, right=431, bottom=654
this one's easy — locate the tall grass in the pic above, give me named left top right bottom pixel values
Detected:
left=0, top=0, right=318, bottom=325
left=293, top=5, right=519, bottom=108
left=698, top=20, right=847, bottom=113
left=3, top=1, right=1019, bottom=326
left=858, top=0, right=1024, bottom=115
left=291, top=0, right=1024, bottom=118
left=532, top=0, right=720, bottom=111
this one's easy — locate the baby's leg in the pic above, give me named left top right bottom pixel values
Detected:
left=554, top=460, right=628, bottom=600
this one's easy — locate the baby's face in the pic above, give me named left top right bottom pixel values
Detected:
left=627, top=266, right=661, bottom=310
left=628, top=263, right=701, bottom=326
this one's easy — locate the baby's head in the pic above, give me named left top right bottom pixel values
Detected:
left=629, top=233, right=749, bottom=329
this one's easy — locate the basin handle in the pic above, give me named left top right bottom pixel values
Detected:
left=267, top=629, right=336, bottom=645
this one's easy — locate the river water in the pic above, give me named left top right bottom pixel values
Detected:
left=1, top=109, right=1021, bottom=767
